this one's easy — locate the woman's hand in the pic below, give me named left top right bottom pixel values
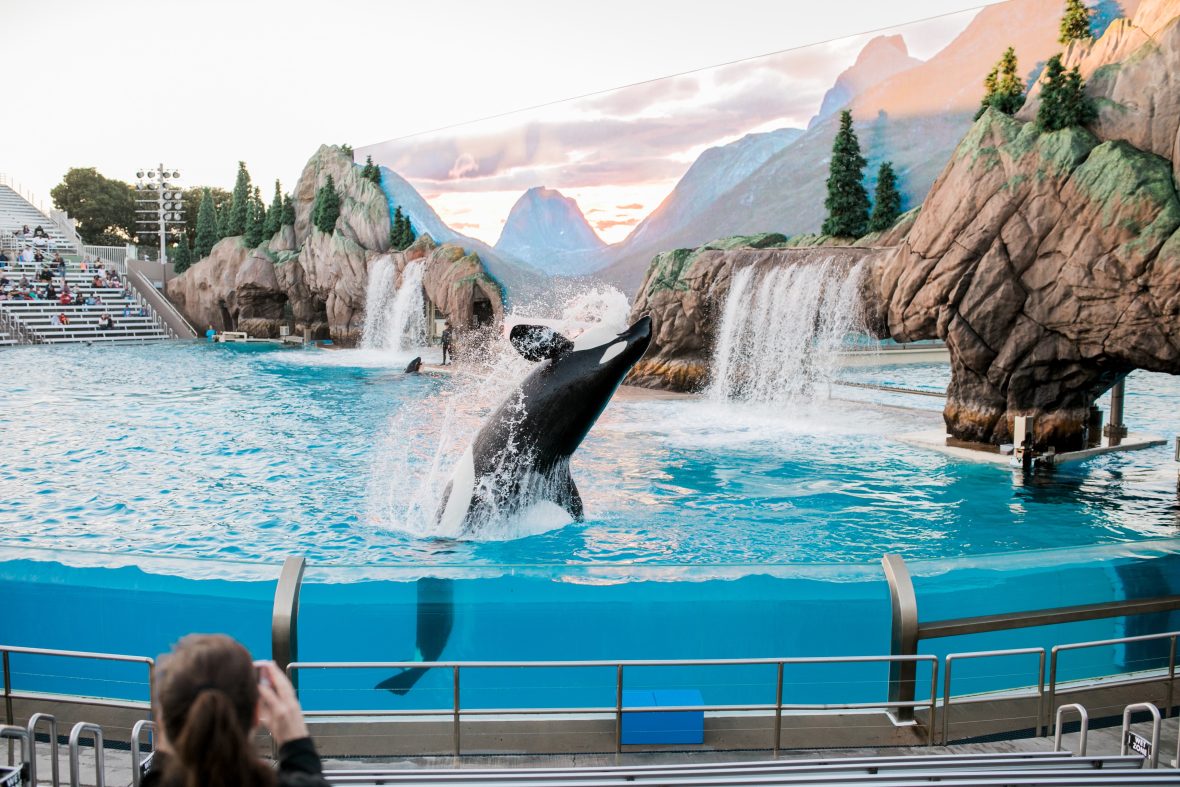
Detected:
left=256, top=661, right=310, bottom=747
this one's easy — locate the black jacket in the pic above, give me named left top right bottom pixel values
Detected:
left=142, top=737, right=331, bottom=787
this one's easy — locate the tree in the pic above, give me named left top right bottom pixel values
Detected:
left=390, top=206, right=405, bottom=248
left=50, top=167, right=137, bottom=244
left=227, top=161, right=252, bottom=236
left=216, top=202, right=229, bottom=239
left=264, top=180, right=283, bottom=238
left=869, top=162, right=902, bottom=233
left=361, top=155, right=381, bottom=185
left=281, top=194, right=295, bottom=226
left=181, top=186, right=230, bottom=236
left=821, top=110, right=870, bottom=238
left=172, top=233, right=193, bottom=273
left=340, top=144, right=354, bottom=160
left=1037, top=55, right=1096, bottom=131
left=244, top=186, right=266, bottom=247
left=976, top=48, right=1025, bottom=119
left=403, top=214, right=416, bottom=248
left=1059, top=0, right=1094, bottom=44
left=312, top=175, right=340, bottom=234
left=194, top=188, right=219, bottom=259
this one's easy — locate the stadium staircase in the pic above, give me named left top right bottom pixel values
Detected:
left=0, top=183, right=78, bottom=255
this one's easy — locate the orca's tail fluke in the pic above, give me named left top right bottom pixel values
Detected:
left=376, top=668, right=428, bottom=696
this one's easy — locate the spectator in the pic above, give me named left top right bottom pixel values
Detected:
left=145, top=634, right=330, bottom=787
left=0, top=251, right=8, bottom=266
left=98, top=313, right=113, bottom=330
left=60, top=313, right=70, bottom=325
left=45, top=283, right=57, bottom=301
left=92, top=275, right=102, bottom=288
left=59, top=289, right=72, bottom=305
left=33, top=225, right=45, bottom=238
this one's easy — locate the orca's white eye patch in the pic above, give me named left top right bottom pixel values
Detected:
left=598, top=341, right=626, bottom=365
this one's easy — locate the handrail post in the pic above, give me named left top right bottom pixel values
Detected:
left=0, top=726, right=28, bottom=781
left=1053, top=703, right=1088, bottom=755
left=452, top=666, right=460, bottom=759
left=1168, top=635, right=1176, bottom=719
left=272, top=556, right=306, bottom=684
left=882, top=554, right=918, bottom=723
left=3, top=650, right=12, bottom=727
left=130, top=720, right=154, bottom=787
left=68, top=723, right=104, bottom=787
left=1121, top=702, right=1161, bottom=768
left=27, top=712, right=59, bottom=787
left=1048, top=647, right=1059, bottom=735
left=772, top=661, right=783, bottom=758
left=615, top=664, right=623, bottom=757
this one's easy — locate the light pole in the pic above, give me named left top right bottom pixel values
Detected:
left=135, top=165, right=185, bottom=286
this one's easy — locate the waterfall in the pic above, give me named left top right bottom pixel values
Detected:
left=709, top=258, right=865, bottom=403
left=361, top=256, right=427, bottom=351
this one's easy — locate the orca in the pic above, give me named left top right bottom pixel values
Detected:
left=376, top=577, right=454, bottom=695
left=433, top=316, right=652, bottom=537
left=404, top=356, right=422, bottom=374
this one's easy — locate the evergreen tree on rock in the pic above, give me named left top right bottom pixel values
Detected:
left=1059, top=0, right=1094, bottom=44
left=228, top=161, right=251, bottom=236
left=361, top=155, right=381, bottom=185
left=264, top=180, right=283, bottom=238
left=976, top=48, right=1025, bottom=119
left=194, top=188, right=219, bottom=259
left=281, top=194, right=295, bottom=226
left=821, top=110, right=870, bottom=238
left=1037, top=55, right=1096, bottom=131
left=215, top=201, right=229, bottom=240
left=403, top=215, right=416, bottom=248
left=313, top=175, right=340, bottom=234
left=869, top=162, right=902, bottom=233
left=975, top=64, right=1000, bottom=120
left=245, top=186, right=266, bottom=247
left=391, top=206, right=405, bottom=249
left=173, top=234, right=193, bottom=273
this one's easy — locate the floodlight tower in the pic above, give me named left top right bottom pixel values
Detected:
left=135, top=165, right=185, bottom=285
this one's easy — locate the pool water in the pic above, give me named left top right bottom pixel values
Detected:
left=0, top=340, right=1178, bottom=710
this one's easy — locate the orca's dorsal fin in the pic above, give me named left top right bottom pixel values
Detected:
left=509, top=324, right=574, bottom=362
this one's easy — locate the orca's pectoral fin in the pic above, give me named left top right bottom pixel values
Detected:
left=510, top=324, right=573, bottom=362
left=376, top=668, right=427, bottom=696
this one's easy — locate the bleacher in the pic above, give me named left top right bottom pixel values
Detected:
left=0, top=184, right=77, bottom=256
left=0, top=259, right=170, bottom=344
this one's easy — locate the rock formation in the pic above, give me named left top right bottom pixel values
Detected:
left=628, top=239, right=876, bottom=391
left=167, top=145, right=505, bottom=344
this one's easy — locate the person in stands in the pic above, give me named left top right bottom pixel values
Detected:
left=59, top=288, right=72, bottom=305
left=143, top=634, right=330, bottom=787
left=60, top=313, right=70, bottom=325
left=45, top=283, right=57, bottom=301
left=98, top=313, right=114, bottom=330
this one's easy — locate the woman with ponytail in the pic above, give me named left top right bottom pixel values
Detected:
left=144, top=634, right=329, bottom=787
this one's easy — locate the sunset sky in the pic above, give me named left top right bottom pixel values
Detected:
left=361, top=8, right=980, bottom=245
left=5, top=0, right=993, bottom=243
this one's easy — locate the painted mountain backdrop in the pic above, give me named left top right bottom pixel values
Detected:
left=360, top=0, right=1144, bottom=295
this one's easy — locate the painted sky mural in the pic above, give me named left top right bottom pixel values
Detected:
left=360, top=0, right=1104, bottom=288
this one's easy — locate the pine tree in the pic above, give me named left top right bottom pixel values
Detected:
left=313, top=175, right=340, bottom=234
left=216, top=201, right=229, bottom=240
left=1037, top=55, right=1096, bottom=131
left=390, top=206, right=405, bottom=249
left=403, top=214, right=416, bottom=248
left=976, top=48, right=1025, bottom=119
left=281, top=194, right=295, bottom=226
left=264, top=180, right=283, bottom=238
left=1059, top=0, right=1094, bottom=44
left=975, top=65, right=1000, bottom=120
left=340, top=144, right=354, bottom=160
left=173, top=234, right=193, bottom=273
left=228, top=161, right=251, bottom=236
left=821, top=110, right=870, bottom=238
left=869, top=162, right=902, bottom=233
left=245, top=186, right=266, bottom=247
left=194, top=188, right=219, bottom=259
left=361, top=155, right=381, bottom=185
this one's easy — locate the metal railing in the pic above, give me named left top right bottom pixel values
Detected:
left=28, top=712, right=59, bottom=787
left=1054, top=703, right=1089, bottom=755
left=942, top=647, right=1046, bottom=744
left=0, top=645, right=155, bottom=726
left=81, top=246, right=129, bottom=276
left=68, top=722, right=104, bottom=787
left=1122, top=702, right=1162, bottom=768
left=129, top=270, right=196, bottom=338
left=288, top=654, right=940, bottom=756
left=883, top=553, right=1180, bottom=724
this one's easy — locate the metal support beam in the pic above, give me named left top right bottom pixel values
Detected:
left=883, top=554, right=918, bottom=723
left=272, top=556, right=306, bottom=679
left=1105, top=380, right=1128, bottom=447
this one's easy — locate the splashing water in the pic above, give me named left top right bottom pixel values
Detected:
left=361, top=256, right=427, bottom=351
left=366, top=283, right=633, bottom=541
left=709, top=258, right=865, bottom=403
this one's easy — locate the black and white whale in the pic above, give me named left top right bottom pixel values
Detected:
left=433, top=316, right=652, bottom=537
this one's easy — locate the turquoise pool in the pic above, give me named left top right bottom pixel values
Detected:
left=0, top=341, right=1177, bottom=710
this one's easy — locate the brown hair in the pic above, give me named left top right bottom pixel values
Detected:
left=155, top=634, right=276, bottom=787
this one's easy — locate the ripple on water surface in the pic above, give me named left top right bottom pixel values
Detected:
left=0, top=342, right=1177, bottom=573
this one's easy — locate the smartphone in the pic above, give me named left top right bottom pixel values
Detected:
left=254, top=661, right=272, bottom=689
